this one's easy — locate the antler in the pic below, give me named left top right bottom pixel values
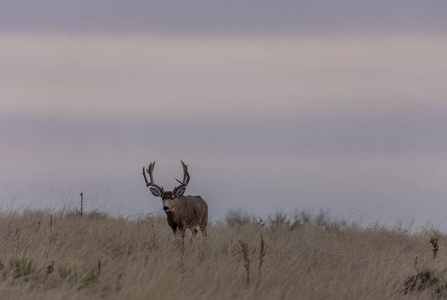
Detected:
left=173, top=161, right=190, bottom=194
left=142, top=162, right=164, bottom=192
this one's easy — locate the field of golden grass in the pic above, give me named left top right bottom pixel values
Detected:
left=0, top=209, right=444, bottom=299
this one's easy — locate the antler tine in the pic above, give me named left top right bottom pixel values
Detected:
left=147, top=161, right=156, bottom=182
left=142, top=166, right=150, bottom=186
left=182, top=160, right=190, bottom=185
left=174, top=160, right=190, bottom=187
left=142, top=161, right=164, bottom=191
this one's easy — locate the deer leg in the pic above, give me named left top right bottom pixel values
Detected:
left=199, top=226, right=207, bottom=238
left=180, top=227, right=186, bottom=239
left=188, top=227, right=198, bottom=243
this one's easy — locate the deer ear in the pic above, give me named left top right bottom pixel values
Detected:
left=175, top=187, right=186, bottom=197
left=150, top=187, right=162, bottom=197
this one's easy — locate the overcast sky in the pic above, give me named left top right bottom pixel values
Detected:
left=1, top=1, right=447, bottom=226
left=1, top=0, right=446, bottom=34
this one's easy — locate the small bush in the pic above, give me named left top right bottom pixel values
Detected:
left=86, top=210, right=109, bottom=220
left=268, top=212, right=290, bottom=228
left=225, top=208, right=255, bottom=227
left=59, top=264, right=100, bottom=287
left=59, top=265, right=80, bottom=284
left=404, top=269, right=439, bottom=294
left=9, top=257, right=37, bottom=281
left=81, top=267, right=100, bottom=287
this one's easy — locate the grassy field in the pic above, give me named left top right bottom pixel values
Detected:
left=0, top=208, right=444, bottom=299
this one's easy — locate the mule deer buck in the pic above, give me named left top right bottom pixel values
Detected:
left=142, top=161, right=208, bottom=237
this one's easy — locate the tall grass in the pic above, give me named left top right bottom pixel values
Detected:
left=0, top=208, right=442, bottom=299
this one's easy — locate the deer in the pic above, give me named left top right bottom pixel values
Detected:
left=142, top=161, right=208, bottom=237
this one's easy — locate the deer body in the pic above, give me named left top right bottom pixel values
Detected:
left=142, top=161, right=208, bottom=237
left=165, top=195, right=207, bottom=236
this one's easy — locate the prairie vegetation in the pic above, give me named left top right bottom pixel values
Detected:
left=0, top=208, right=444, bottom=299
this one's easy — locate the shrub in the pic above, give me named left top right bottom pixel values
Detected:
left=225, top=208, right=255, bottom=227
left=9, top=257, right=37, bottom=281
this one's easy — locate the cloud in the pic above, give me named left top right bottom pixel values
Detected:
left=1, top=33, right=446, bottom=124
left=0, top=0, right=446, bottom=34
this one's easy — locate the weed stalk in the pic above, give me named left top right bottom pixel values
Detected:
left=256, top=234, right=265, bottom=288
left=239, top=240, right=250, bottom=286
left=430, top=238, right=439, bottom=259
left=80, top=193, right=84, bottom=216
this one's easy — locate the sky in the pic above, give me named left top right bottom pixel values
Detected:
left=1, top=1, right=447, bottom=226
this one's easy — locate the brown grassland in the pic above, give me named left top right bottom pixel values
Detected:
left=0, top=208, right=445, bottom=299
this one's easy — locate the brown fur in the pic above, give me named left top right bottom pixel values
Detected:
left=165, top=195, right=208, bottom=237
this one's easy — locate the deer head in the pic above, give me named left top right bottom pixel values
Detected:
left=142, top=161, right=190, bottom=212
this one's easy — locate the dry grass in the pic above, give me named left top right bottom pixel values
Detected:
left=0, top=209, right=444, bottom=299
